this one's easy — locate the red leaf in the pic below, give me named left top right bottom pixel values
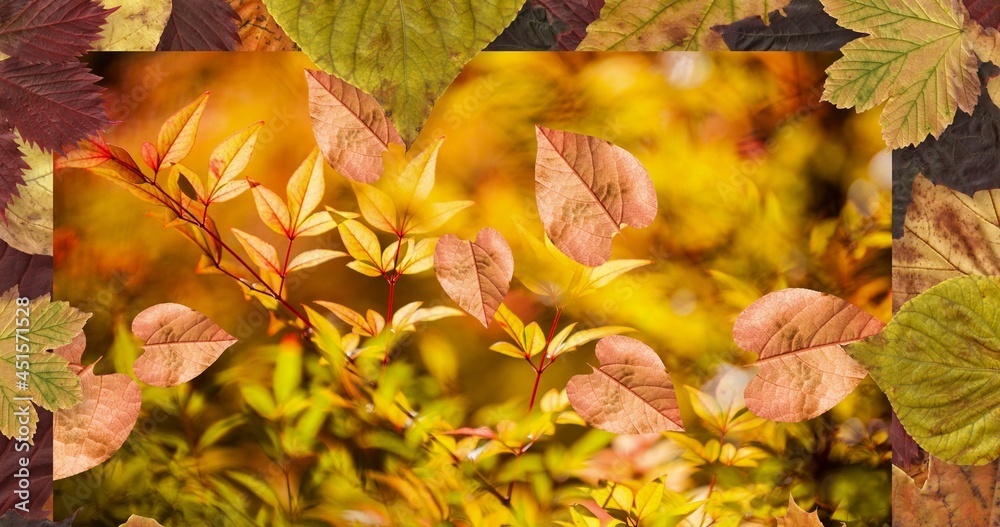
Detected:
left=733, top=289, right=883, bottom=422
left=566, top=335, right=684, bottom=434
left=534, top=126, right=657, bottom=266
left=0, top=238, right=52, bottom=298
left=892, top=409, right=922, bottom=471
left=0, top=58, right=109, bottom=153
left=965, top=0, right=1000, bottom=30
left=0, top=126, right=27, bottom=215
left=534, top=0, right=603, bottom=50
left=434, top=228, right=514, bottom=327
left=156, top=0, right=240, bottom=51
left=0, top=0, right=113, bottom=62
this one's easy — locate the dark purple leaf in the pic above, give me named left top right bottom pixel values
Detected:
left=713, top=0, right=862, bottom=51
left=535, top=0, right=603, bottom=50
left=0, top=0, right=112, bottom=63
left=0, top=58, right=108, bottom=154
left=892, top=409, right=922, bottom=471
left=0, top=239, right=52, bottom=298
left=0, top=126, right=27, bottom=216
left=156, top=0, right=240, bottom=51
left=893, top=87, right=1000, bottom=238
left=0, top=411, right=53, bottom=521
left=485, top=3, right=564, bottom=51
left=965, top=0, right=1000, bottom=30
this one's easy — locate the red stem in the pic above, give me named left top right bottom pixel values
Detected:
left=381, top=236, right=405, bottom=373
left=527, top=309, right=562, bottom=411
left=278, top=236, right=294, bottom=297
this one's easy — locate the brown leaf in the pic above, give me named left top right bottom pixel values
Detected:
left=893, top=456, right=1000, bottom=526
left=566, top=335, right=683, bottom=434
left=733, top=289, right=883, bottom=422
left=893, top=174, right=1000, bottom=311
left=306, top=69, right=403, bottom=183
left=777, top=495, right=835, bottom=526
left=534, top=126, right=656, bottom=266
left=131, top=303, right=237, bottom=387
left=120, top=515, right=165, bottom=527
left=53, top=365, right=141, bottom=480
left=228, top=0, right=298, bottom=50
left=52, top=331, right=86, bottom=375
left=433, top=228, right=514, bottom=327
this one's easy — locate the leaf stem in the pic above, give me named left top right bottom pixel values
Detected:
left=528, top=308, right=563, bottom=411
left=381, top=235, right=405, bottom=373
left=278, top=236, right=294, bottom=297
left=141, top=174, right=313, bottom=330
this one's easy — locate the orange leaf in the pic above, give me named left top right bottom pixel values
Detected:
left=732, top=289, right=884, bottom=422
left=306, top=69, right=403, bottom=183
left=894, top=457, right=999, bottom=527
left=131, top=303, right=238, bottom=387
left=295, top=210, right=338, bottom=237
left=534, top=126, right=657, bottom=266
left=286, top=148, right=326, bottom=235
left=338, top=219, right=382, bottom=269
left=434, top=228, right=514, bottom=327
left=351, top=181, right=398, bottom=234
left=157, top=91, right=209, bottom=166
left=231, top=228, right=282, bottom=274
left=53, top=364, right=142, bottom=480
left=249, top=181, right=292, bottom=236
left=777, top=495, right=834, bottom=527
left=56, top=133, right=113, bottom=170
left=207, top=121, right=263, bottom=197
left=286, top=249, right=347, bottom=273
left=566, top=335, right=683, bottom=434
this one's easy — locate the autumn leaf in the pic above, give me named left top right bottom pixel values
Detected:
left=0, top=127, right=28, bottom=218
left=566, top=335, right=683, bottom=434
left=265, top=0, right=524, bottom=145
left=847, top=275, right=1000, bottom=465
left=777, top=495, right=838, bottom=526
left=120, top=516, right=165, bottom=527
left=207, top=121, right=263, bottom=198
left=434, top=228, right=514, bottom=327
left=157, top=0, right=240, bottom=51
left=893, top=456, right=1000, bottom=526
left=535, top=0, right=603, bottom=50
left=338, top=219, right=383, bottom=276
left=0, top=411, right=53, bottom=519
left=249, top=181, right=292, bottom=236
left=306, top=68, right=403, bottom=183
left=1, top=144, right=50, bottom=256
left=893, top=175, right=1000, bottom=311
left=228, top=0, right=297, bottom=50
left=286, top=148, right=325, bottom=237
left=0, top=239, right=52, bottom=299
left=231, top=228, right=281, bottom=275
left=820, top=0, right=990, bottom=148
left=0, top=0, right=113, bottom=62
left=732, top=288, right=882, bottom=422
left=966, top=0, right=1000, bottom=29
left=0, top=58, right=108, bottom=153
left=579, top=0, right=790, bottom=51
left=534, top=126, right=656, bottom=266
left=53, top=364, right=141, bottom=480
left=714, top=0, right=862, bottom=51
left=130, top=303, right=238, bottom=387
left=0, top=287, right=90, bottom=350
left=93, top=0, right=172, bottom=51
left=486, top=3, right=564, bottom=51
left=157, top=91, right=210, bottom=169
left=286, top=249, right=347, bottom=273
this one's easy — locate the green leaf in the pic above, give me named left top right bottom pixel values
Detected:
left=273, top=339, right=302, bottom=405
left=0, top=287, right=91, bottom=349
left=263, top=0, right=525, bottom=144
left=821, top=0, right=986, bottom=148
left=846, top=275, right=1000, bottom=465
left=580, top=0, right=790, bottom=50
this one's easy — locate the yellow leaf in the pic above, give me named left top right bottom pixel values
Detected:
left=393, top=138, right=442, bottom=229
left=286, top=249, right=347, bottom=273
left=295, top=210, right=338, bottom=237
left=286, top=148, right=325, bottom=234
left=338, top=219, right=382, bottom=269
left=94, top=0, right=172, bottom=51
left=407, top=200, right=474, bottom=235
left=351, top=181, right=398, bottom=234
left=0, top=143, right=52, bottom=255
left=207, top=121, right=264, bottom=195
left=250, top=182, right=292, bottom=236
left=398, top=237, right=437, bottom=275
left=156, top=92, right=209, bottom=167
left=490, top=341, right=526, bottom=359
left=231, top=228, right=281, bottom=274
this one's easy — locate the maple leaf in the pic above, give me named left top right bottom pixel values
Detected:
left=714, top=0, right=862, bottom=51
left=535, top=0, right=603, bottom=50
left=156, top=0, right=241, bottom=51
left=0, top=58, right=108, bottom=153
left=0, top=126, right=27, bottom=217
left=0, top=0, right=113, bottom=62
left=821, top=0, right=993, bottom=148
left=894, top=456, right=1000, bottom=526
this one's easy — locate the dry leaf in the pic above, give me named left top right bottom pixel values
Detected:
left=893, top=456, right=1000, bottom=526
left=434, top=228, right=514, bottom=327
left=131, top=303, right=237, bottom=387
left=534, top=126, right=656, bottom=266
